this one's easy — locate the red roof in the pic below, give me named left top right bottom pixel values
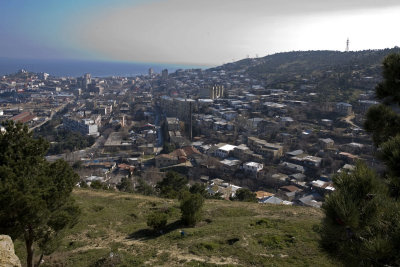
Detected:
left=11, top=112, right=36, bottom=123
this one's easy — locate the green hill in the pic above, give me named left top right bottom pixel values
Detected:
left=212, top=47, right=400, bottom=102
left=15, top=189, right=337, bottom=266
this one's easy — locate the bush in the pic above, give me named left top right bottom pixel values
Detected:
left=233, top=188, right=257, bottom=202
left=90, top=180, right=103, bottom=189
left=147, top=211, right=168, bottom=231
left=180, top=193, right=204, bottom=226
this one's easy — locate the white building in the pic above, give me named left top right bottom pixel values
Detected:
left=243, top=162, right=264, bottom=175
left=215, top=144, right=237, bottom=158
left=63, top=116, right=99, bottom=136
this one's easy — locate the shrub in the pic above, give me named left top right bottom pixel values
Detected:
left=180, top=193, right=204, bottom=226
left=147, top=211, right=168, bottom=231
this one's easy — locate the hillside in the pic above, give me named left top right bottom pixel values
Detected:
left=14, top=189, right=337, bottom=267
left=211, top=47, right=400, bottom=102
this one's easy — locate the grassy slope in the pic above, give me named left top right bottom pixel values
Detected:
left=15, top=189, right=338, bottom=267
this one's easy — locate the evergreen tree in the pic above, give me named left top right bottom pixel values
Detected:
left=180, top=193, right=204, bottom=226
left=320, top=162, right=399, bottom=265
left=365, top=53, right=400, bottom=198
left=156, top=171, right=188, bottom=198
left=0, top=121, right=80, bottom=267
left=321, top=53, right=400, bottom=266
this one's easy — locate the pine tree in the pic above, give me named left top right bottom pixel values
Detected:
left=321, top=53, right=400, bottom=266
left=0, top=121, right=80, bottom=267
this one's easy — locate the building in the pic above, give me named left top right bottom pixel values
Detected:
left=243, top=162, right=263, bottom=176
left=247, top=137, right=283, bottom=159
left=63, top=116, right=99, bottom=136
left=336, top=102, right=352, bottom=115
left=200, top=85, right=224, bottom=100
left=166, top=117, right=180, bottom=131
left=10, top=111, right=37, bottom=124
left=215, top=144, right=236, bottom=158
left=82, top=73, right=91, bottom=89
left=161, top=69, right=168, bottom=80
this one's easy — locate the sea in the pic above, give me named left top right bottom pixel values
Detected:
left=0, top=58, right=210, bottom=77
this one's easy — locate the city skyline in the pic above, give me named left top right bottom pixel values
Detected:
left=1, top=0, right=399, bottom=66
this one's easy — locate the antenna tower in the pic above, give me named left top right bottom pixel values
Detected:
left=346, top=38, right=350, bottom=52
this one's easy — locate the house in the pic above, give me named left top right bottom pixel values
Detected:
left=259, top=196, right=284, bottom=204
left=247, top=137, right=283, bottom=159
left=215, top=144, right=237, bottom=158
left=296, top=193, right=323, bottom=208
left=278, top=185, right=302, bottom=201
left=243, top=162, right=263, bottom=176
left=206, top=180, right=241, bottom=199
left=220, top=158, right=241, bottom=172
left=280, top=162, right=305, bottom=174
left=155, top=146, right=202, bottom=168
left=155, top=154, right=179, bottom=168
left=336, top=102, right=352, bottom=115
left=262, top=173, right=289, bottom=187
left=310, top=179, right=335, bottom=195
left=319, top=138, right=335, bottom=149
left=290, top=155, right=322, bottom=168
left=255, top=191, right=274, bottom=200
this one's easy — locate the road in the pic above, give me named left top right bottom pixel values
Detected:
left=342, top=113, right=359, bottom=128
left=29, top=101, right=70, bottom=132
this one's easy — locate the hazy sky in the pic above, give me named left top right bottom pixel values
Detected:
left=1, top=0, right=399, bottom=66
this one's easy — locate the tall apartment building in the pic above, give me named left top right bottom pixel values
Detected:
left=200, top=85, right=224, bottom=99
left=161, top=69, right=168, bottom=80
left=160, top=96, right=195, bottom=123
left=63, top=115, right=99, bottom=136
left=82, top=73, right=91, bottom=89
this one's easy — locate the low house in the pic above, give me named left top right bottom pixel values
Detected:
left=215, top=144, right=237, bottom=158
left=310, top=179, right=335, bottom=196
left=319, top=138, right=335, bottom=149
left=280, top=162, right=305, bottom=174
left=255, top=191, right=274, bottom=200
left=155, top=146, right=202, bottom=168
left=220, top=158, right=241, bottom=172
left=296, top=193, right=323, bottom=208
left=206, top=180, right=241, bottom=199
left=278, top=185, right=303, bottom=201
left=155, top=154, right=179, bottom=168
left=336, top=102, right=352, bottom=115
left=243, top=162, right=263, bottom=176
left=259, top=196, right=284, bottom=204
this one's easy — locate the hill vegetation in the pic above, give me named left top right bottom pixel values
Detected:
left=14, top=189, right=337, bottom=266
left=212, top=47, right=400, bottom=102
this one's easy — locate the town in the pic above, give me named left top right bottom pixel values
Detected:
left=0, top=57, right=382, bottom=208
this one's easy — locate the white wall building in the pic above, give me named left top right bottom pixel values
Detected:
left=215, top=144, right=237, bottom=158
left=243, top=162, right=264, bottom=175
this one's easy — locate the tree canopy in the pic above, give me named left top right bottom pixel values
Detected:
left=0, top=121, right=80, bottom=267
left=156, top=171, right=188, bottom=198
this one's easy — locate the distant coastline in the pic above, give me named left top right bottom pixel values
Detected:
left=0, top=58, right=210, bottom=77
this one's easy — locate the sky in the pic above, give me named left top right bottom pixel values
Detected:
left=0, top=0, right=399, bottom=66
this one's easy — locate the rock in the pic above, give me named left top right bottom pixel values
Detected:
left=0, top=235, right=22, bottom=267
